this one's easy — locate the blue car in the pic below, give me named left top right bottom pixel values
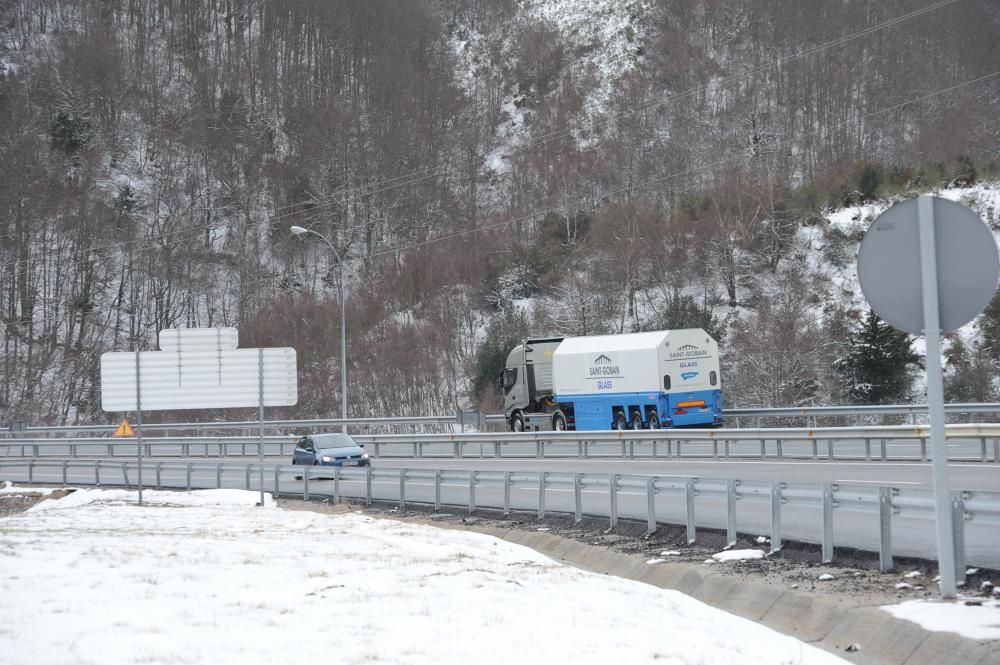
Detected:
left=292, top=433, right=370, bottom=471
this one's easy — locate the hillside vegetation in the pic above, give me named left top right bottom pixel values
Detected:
left=1, top=0, right=998, bottom=423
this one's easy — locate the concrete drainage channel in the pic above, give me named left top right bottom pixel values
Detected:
left=292, top=498, right=1000, bottom=665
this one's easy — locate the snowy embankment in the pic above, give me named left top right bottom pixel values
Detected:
left=0, top=487, right=849, bottom=665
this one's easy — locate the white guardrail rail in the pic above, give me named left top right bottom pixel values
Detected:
left=2, top=458, right=998, bottom=579
left=3, top=424, right=999, bottom=463
left=4, top=403, right=1000, bottom=437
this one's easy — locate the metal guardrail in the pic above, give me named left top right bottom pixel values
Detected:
left=2, top=458, right=997, bottom=577
left=7, top=403, right=1000, bottom=437
left=3, top=424, right=1000, bottom=462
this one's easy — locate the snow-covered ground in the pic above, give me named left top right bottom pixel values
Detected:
left=882, top=598, right=1000, bottom=641
left=0, top=487, right=850, bottom=665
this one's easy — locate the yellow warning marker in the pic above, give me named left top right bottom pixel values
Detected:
left=113, top=419, right=135, bottom=437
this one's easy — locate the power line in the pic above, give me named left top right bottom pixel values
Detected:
left=263, top=0, right=962, bottom=223
left=0, top=0, right=961, bottom=276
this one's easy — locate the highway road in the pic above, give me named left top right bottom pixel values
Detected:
left=4, top=456, right=998, bottom=569
left=4, top=436, right=999, bottom=463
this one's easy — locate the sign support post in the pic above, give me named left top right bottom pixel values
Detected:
left=134, top=348, right=144, bottom=506
left=918, top=196, right=956, bottom=598
left=258, top=348, right=265, bottom=507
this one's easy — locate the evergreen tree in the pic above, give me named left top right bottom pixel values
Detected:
left=944, top=337, right=997, bottom=402
left=977, top=291, right=1000, bottom=362
left=835, top=310, right=923, bottom=403
left=472, top=305, right=529, bottom=404
left=644, top=292, right=726, bottom=344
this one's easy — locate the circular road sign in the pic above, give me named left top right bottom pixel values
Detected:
left=857, top=196, right=999, bottom=335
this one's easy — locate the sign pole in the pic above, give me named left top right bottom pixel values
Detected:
left=134, top=348, right=144, bottom=506
left=918, top=195, right=957, bottom=598
left=258, top=348, right=265, bottom=507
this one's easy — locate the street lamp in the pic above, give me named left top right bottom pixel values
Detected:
left=290, top=225, right=348, bottom=432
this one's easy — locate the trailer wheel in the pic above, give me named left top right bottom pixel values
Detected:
left=511, top=412, right=525, bottom=432
left=630, top=410, right=643, bottom=430
left=612, top=411, right=627, bottom=431
left=552, top=412, right=567, bottom=431
left=647, top=413, right=661, bottom=430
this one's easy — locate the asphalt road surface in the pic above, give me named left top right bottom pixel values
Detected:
left=4, top=457, right=998, bottom=569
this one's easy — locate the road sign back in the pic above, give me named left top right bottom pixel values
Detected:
left=113, top=419, right=135, bottom=437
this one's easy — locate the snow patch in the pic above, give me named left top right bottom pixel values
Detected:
left=712, top=549, right=765, bottom=563
left=882, top=599, right=1000, bottom=640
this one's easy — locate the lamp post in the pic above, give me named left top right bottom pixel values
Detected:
left=290, top=225, right=348, bottom=432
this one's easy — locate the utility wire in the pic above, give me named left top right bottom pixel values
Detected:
left=264, top=0, right=962, bottom=222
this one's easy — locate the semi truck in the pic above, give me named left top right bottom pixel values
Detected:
left=499, top=329, right=723, bottom=431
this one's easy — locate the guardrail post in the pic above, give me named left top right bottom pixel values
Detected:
left=27, top=459, right=35, bottom=484
left=303, top=466, right=310, bottom=501
left=216, top=463, right=223, bottom=489
left=333, top=467, right=341, bottom=504
left=538, top=472, right=546, bottom=519
left=724, top=439, right=730, bottom=459
left=412, top=441, right=418, bottom=459
left=122, top=462, right=128, bottom=487
left=435, top=470, right=442, bottom=512
left=712, top=439, right=718, bottom=460
left=609, top=474, right=618, bottom=529
left=537, top=439, right=543, bottom=460
left=71, top=442, right=77, bottom=458
left=494, top=441, right=500, bottom=458
left=880, top=438, right=887, bottom=462
left=827, top=439, right=834, bottom=461
left=502, top=471, right=510, bottom=516
left=583, top=440, right=589, bottom=459
left=864, top=438, right=871, bottom=462
left=574, top=474, right=583, bottom=523
left=822, top=483, right=834, bottom=563
left=106, top=443, right=111, bottom=458
left=770, top=482, right=782, bottom=554
left=274, top=466, right=281, bottom=498
left=245, top=465, right=251, bottom=490
left=156, top=462, right=163, bottom=489
left=646, top=477, right=657, bottom=535
left=94, top=460, right=100, bottom=487
left=366, top=466, right=372, bottom=506
left=920, top=437, right=928, bottom=462
left=62, top=460, right=68, bottom=486
left=980, top=438, right=987, bottom=463
left=186, top=463, right=192, bottom=491
left=620, top=440, right=626, bottom=458
left=685, top=478, right=696, bottom=544
left=468, top=471, right=476, bottom=514
left=726, top=480, right=737, bottom=547
left=776, top=438, right=783, bottom=460
left=879, top=487, right=893, bottom=572
left=811, top=439, right=818, bottom=460
left=951, top=492, right=966, bottom=587
left=652, top=439, right=657, bottom=459
left=759, top=439, right=766, bottom=460
left=400, top=469, right=406, bottom=510
left=994, top=438, right=999, bottom=463
left=455, top=441, right=461, bottom=459
left=628, top=440, right=634, bottom=459
left=666, top=438, right=671, bottom=458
